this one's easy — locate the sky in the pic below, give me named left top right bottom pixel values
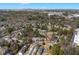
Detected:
left=0, top=3, right=79, bottom=9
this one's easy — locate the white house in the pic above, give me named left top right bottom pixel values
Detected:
left=73, top=28, right=79, bottom=46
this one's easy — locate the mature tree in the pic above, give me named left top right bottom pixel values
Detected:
left=50, top=44, right=60, bottom=55
left=5, top=27, right=14, bottom=35
left=75, top=46, right=79, bottom=55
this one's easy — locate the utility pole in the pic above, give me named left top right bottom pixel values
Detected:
left=47, top=13, right=52, bottom=31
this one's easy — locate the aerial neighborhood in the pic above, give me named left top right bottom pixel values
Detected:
left=0, top=9, right=79, bottom=55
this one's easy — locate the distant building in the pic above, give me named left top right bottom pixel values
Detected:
left=32, top=37, right=44, bottom=45
left=38, top=29, right=47, bottom=36
left=68, top=14, right=79, bottom=18
left=0, top=26, right=5, bottom=31
left=2, top=36, right=12, bottom=43
left=48, top=12, right=63, bottom=16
